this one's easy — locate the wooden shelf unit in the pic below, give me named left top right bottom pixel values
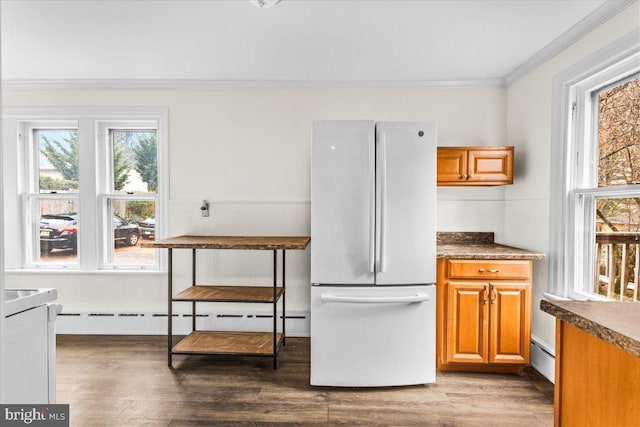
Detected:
left=142, top=235, right=310, bottom=369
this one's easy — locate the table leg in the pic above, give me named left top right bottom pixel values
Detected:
left=273, top=249, right=278, bottom=369
left=282, top=250, right=286, bottom=347
left=192, top=248, right=196, bottom=332
left=168, top=248, right=173, bottom=368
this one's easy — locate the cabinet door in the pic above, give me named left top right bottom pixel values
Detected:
left=437, top=148, right=467, bottom=184
left=445, top=281, right=489, bottom=364
left=489, top=282, right=531, bottom=364
left=467, top=148, right=513, bottom=184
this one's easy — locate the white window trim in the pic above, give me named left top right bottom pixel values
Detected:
left=548, top=29, right=640, bottom=299
left=96, top=121, right=161, bottom=270
left=1, top=107, right=169, bottom=272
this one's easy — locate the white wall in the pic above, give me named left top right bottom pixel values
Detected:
left=3, top=86, right=507, bottom=320
left=504, top=3, right=640, bottom=351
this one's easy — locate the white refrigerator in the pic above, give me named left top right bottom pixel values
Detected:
left=310, top=120, right=437, bottom=387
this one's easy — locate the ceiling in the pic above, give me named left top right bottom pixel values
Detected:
left=0, top=0, right=616, bottom=85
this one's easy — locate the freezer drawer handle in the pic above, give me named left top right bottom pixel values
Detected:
left=320, top=294, right=430, bottom=304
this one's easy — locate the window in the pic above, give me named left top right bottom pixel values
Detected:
left=98, top=124, right=158, bottom=268
left=549, top=31, right=640, bottom=300
left=2, top=107, right=167, bottom=271
left=27, top=125, right=80, bottom=266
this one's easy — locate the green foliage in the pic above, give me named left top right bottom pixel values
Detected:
left=133, top=135, right=157, bottom=193
left=39, top=175, right=79, bottom=191
left=113, top=142, right=131, bottom=191
left=41, top=131, right=132, bottom=192
left=41, top=133, right=79, bottom=183
left=126, top=200, right=155, bottom=222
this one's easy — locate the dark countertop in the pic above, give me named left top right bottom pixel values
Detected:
left=436, top=242, right=545, bottom=260
left=435, top=232, right=545, bottom=260
left=541, top=299, right=640, bottom=358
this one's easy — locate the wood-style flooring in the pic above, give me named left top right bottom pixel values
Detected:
left=56, top=335, right=553, bottom=426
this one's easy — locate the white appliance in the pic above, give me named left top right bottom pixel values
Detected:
left=310, top=120, right=437, bottom=387
left=3, top=288, right=61, bottom=403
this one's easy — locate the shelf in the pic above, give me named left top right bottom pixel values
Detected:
left=173, top=285, right=284, bottom=303
left=151, top=235, right=309, bottom=368
left=173, top=331, right=284, bottom=356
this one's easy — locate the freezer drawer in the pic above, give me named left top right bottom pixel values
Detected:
left=310, top=285, right=436, bottom=387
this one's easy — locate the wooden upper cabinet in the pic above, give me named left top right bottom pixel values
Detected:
left=435, top=148, right=468, bottom=184
left=437, top=146, right=514, bottom=186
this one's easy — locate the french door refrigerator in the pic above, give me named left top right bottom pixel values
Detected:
left=310, top=120, right=437, bottom=387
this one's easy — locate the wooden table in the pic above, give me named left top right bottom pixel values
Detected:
left=143, top=235, right=310, bottom=368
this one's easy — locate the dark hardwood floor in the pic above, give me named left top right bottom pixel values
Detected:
left=56, top=335, right=553, bottom=426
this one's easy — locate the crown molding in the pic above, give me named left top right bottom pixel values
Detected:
left=506, top=0, right=637, bottom=86
left=1, top=78, right=506, bottom=91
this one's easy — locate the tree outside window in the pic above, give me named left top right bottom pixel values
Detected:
left=594, top=77, right=640, bottom=301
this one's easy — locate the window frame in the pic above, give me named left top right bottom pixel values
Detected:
left=97, top=121, right=160, bottom=270
left=1, top=107, right=168, bottom=272
left=549, top=29, right=640, bottom=299
left=21, top=121, right=80, bottom=268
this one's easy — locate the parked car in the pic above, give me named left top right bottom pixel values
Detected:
left=112, top=216, right=141, bottom=247
left=138, top=217, right=155, bottom=239
left=39, top=214, right=141, bottom=254
left=40, top=214, right=78, bottom=254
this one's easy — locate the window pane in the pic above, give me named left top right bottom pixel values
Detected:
left=106, top=198, right=156, bottom=266
left=36, top=198, right=79, bottom=265
left=597, top=77, right=640, bottom=187
left=110, top=130, right=157, bottom=195
left=37, top=129, right=79, bottom=194
left=594, top=197, right=640, bottom=301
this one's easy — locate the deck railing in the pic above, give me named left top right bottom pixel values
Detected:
left=596, top=232, right=640, bottom=301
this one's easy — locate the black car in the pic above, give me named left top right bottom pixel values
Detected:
left=40, top=214, right=78, bottom=254
left=138, top=217, right=155, bottom=239
left=113, top=216, right=141, bottom=247
left=39, top=214, right=141, bottom=254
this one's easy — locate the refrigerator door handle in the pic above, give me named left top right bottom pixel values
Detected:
left=320, top=294, right=430, bottom=304
left=369, top=131, right=376, bottom=273
left=379, top=132, right=388, bottom=273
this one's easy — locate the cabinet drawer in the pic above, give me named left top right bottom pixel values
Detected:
left=447, top=259, right=531, bottom=280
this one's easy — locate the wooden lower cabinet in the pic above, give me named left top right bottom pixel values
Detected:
left=437, top=258, right=532, bottom=372
left=554, top=321, right=640, bottom=426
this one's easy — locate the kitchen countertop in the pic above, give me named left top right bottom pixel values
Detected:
left=541, top=299, right=640, bottom=358
left=436, top=232, right=545, bottom=260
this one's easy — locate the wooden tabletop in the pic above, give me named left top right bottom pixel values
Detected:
left=141, top=235, right=310, bottom=250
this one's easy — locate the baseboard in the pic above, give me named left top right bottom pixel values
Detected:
left=56, top=309, right=311, bottom=337
left=530, top=335, right=555, bottom=383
